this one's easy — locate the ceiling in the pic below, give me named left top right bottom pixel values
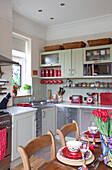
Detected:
left=12, top=0, right=112, bottom=27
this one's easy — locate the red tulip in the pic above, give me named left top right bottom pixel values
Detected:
left=102, top=116, right=108, bottom=122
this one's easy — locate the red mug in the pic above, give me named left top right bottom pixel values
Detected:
left=40, top=80, right=44, bottom=84
left=54, top=80, right=58, bottom=84
left=58, top=80, right=63, bottom=84
left=50, top=80, right=54, bottom=84
left=45, top=80, right=49, bottom=84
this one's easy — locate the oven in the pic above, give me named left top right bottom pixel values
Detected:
left=0, top=113, right=11, bottom=170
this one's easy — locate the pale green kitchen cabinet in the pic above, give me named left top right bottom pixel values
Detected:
left=60, top=48, right=84, bottom=78
left=60, top=49, right=72, bottom=78
left=42, top=107, right=56, bottom=135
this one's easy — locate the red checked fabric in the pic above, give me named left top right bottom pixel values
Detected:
left=0, top=128, right=7, bottom=161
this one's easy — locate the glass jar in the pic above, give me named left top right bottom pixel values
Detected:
left=95, top=81, right=100, bottom=88
left=82, top=82, right=87, bottom=87
left=90, top=82, right=95, bottom=88
left=100, top=82, right=104, bottom=88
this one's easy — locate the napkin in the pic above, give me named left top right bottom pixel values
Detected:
left=89, top=145, right=94, bottom=151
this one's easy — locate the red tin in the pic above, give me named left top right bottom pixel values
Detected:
left=58, top=70, right=61, bottom=77
left=45, top=69, right=50, bottom=77
left=50, top=69, right=54, bottom=77
left=54, top=70, right=58, bottom=77
left=41, top=69, right=45, bottom=77
left=100, top=93, right=112, bottom=105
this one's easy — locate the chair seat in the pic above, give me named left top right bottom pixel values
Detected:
left=13, top=156, right=49, bottom=170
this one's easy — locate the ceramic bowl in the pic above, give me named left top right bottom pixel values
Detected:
left=66, top=141, right=82, bottom=148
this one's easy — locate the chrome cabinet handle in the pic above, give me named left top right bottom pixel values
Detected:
left=6, top=126, right=11, bottom=129
left=43, top=111, right=45, bottom=118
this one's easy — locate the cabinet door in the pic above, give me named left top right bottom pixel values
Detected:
left=11, top=111, right=36, bottom=161
left=60, top=50, right=71, bottom=78
left=57, top=107, right=81, bottom=138
left=81, top=108, right=96, bottom=133
left=84, top=45, right=112, bottom=64
left=40, top=51, right=61, bottom=67
left=42, top=107, right=56, bottom=135
left=72, top=49, right=84, bottom=77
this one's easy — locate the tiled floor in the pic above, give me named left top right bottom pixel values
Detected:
left=34, top=139, right=62, bottom=160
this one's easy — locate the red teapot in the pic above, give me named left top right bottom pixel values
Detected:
left=40, top=80, right=44, bottom=84
left=58, top=80, right=63, bottom=84
left=45, top=80, right=49, bottom=84
left=49, top=80, right=54, bottom=84
left=54, top=80, right=58, bottom=84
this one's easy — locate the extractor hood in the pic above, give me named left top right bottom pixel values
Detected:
left=0, top=55, right=19, bottom=66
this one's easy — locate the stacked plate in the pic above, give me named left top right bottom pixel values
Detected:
left=81, top=130, right=101, bottom=142
left=57, top=141, right=95, bottom=166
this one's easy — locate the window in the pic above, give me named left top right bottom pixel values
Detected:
left=12, top=33, right=31, bottom=95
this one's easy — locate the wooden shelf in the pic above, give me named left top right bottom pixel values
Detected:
left=63, top=86, right=112, bottom=89
left=39, top=77, right=62, bottom=79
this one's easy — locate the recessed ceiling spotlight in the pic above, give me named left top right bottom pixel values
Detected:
left=50, top=17, right=54, bottom=20
left=38, top=9, right=42, bottom=12
left=60, top=3, right=65, bottom=6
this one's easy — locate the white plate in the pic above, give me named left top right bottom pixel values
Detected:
left=66, top=141, right=82, bottom=147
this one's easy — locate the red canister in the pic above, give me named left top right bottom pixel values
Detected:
left=58, top=70, right=61, bottom=77
left=45, top=69, right=50, bottom=77
left=50, top=69, right=54, bottom=77
left=41, top=69, right=45, bottom=77
left=54, top=70, right=58, bottom=77
left=94, top=93, right=98, bottom=104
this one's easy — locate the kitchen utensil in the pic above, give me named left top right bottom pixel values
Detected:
left=94, top=155, right=104, bottom=169
left=89, top=157, right=99, bottom=167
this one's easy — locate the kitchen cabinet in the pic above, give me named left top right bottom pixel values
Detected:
left=84, top=45, right=112, bottom=64
left=57, top=107, right=81, bottom=138
left=11, top=111, right=36, bottom=161
left=60, top=49, right=84, bottom=78
left=40, top=51, right=61, bottom=67
left=42, top=107, right=56, bottom=135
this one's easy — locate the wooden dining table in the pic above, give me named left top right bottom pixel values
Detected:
left=42, top=143, right=112, bottom=170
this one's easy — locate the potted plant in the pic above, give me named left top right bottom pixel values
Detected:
left=92, top=109, right=112, bottom=167
left=22, top=84, right=31, bottom=95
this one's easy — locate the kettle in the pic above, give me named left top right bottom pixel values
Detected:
left=0, top=92, right=11, bottom=109
left=86, top=92, right=94, bottom=104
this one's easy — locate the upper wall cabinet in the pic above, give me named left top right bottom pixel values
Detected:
left=40, top=50, right=61, bottom=67
left=60, top=49, right=84, bottom=78
left=84, top=45, right=112, bottom=64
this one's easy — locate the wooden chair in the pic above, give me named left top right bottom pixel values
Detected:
left=13, top=130, right=56, bottom=170
left=56, top=120, right=80, bottom=147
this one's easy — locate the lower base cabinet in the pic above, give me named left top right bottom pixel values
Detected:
left=57, top=107, right=81, bottom=138
left=42, top=107, right=56, bottom=136
left=11, top=111, right=36, bottom=161
left=57, top=107, right=97, bottom=137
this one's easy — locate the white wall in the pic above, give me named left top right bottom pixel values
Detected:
left=0, top=0, right=12, bottom=106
